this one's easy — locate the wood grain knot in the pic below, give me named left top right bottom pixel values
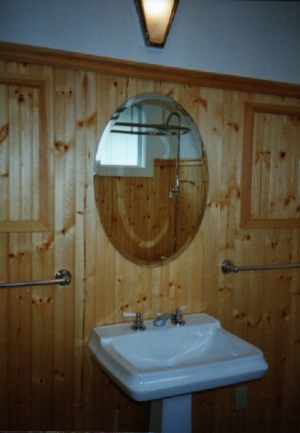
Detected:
left=55, top=140, right=69, bottom=152
left=247, top=317, right=262, bottom=327
left=281, top=307, right=289, bottom=320
left=284, top=195, right=295, bottom=207
left=77, top=112, right=97, bottom=128
left=53, top=370, right=65, bottom=379
left=234, top=311, right=246, bottom=320
left=0, top=123, right=9, bottom=143
left=228, top=122, right=239, bottom=132
left=197, top=97, right=207, bottom=109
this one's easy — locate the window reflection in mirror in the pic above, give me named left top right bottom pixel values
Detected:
left=96, top=105, right=145, bottom=168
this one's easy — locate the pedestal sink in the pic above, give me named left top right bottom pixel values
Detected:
left=88, top=313, right=268, bottom=433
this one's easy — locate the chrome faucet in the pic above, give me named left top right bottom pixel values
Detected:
left=153, top=313, right=172, bottom=327
left=153, top=306, right=186, bottom=327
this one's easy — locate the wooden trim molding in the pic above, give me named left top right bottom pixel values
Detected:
left=0, top=73, right=51, bottom=233
left=241, top=102, right=300, bottom=228
left=1, top=41, right=300, bottom=98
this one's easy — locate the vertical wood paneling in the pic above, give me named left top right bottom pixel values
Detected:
left=199, top=86, right=223, bottom=316
left=74, top=69, right=98, bottom=428
left=0, top=233, right=9, bottom=427
left=0, top=75, right=51, bottom=233
left=8, top=235, right=33, bottom=429
left=289, top=228, right=300, bottom=426
left=0, top=55, right=299, bottom=433
left=8, top=84, right=22, bottom=220
left=53, top=67, right=77, bottom=429
left=0, top=77, right=9, bottom=426
left=218, top=90, right=240, bottom=332
left=4, top=67, right=37, bottom=428
left=242, top=102, right=300, bottom=228
left=30, top=65, right=55, bottom=430
left=0, top=83, right=8, bottom=222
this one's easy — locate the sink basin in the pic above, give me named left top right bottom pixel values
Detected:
left=88, top=313, right=268, bottom=402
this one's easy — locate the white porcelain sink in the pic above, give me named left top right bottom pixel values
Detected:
left=88, top=313, right=268, bottom=402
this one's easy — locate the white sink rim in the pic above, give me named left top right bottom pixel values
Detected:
left=88, top=313, right=268, bottom=401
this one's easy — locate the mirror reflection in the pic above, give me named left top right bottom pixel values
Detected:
left=94, top=93, right=208, bottom=266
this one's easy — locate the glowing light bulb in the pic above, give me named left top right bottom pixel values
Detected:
left=141, top=0, right=176, bottom=44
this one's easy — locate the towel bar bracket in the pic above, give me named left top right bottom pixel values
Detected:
left=221, top=260, right=237, bottom=274
left=55, top=269, right=71, bottom=285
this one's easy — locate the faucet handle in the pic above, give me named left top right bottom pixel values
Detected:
left=122, top=312, right=137, bottom=318
left=171, top=305, right=186, bottom=326
left=122, top=312, right=146, bottom=331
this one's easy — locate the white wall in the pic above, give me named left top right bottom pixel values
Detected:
left=0, top=0, right=299, bottom=84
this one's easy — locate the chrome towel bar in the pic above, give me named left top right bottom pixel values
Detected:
left=0, top=269, right=71, bottom=288
left=221, top=260, right=300, bottom=274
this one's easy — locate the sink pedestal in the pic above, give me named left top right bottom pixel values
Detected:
left=149, top=394, right=192, bottom=433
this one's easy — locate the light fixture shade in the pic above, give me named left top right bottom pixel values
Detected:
left=134, top=0, right=179, bottom=48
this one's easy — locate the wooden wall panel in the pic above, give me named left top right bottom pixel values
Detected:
left=0, top=74, right=51, bottom=233
left=0, top=49, right=299, bottom=433
left=242, top=102, right=300, bottom=228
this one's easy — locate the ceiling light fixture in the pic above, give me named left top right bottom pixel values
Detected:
left=134, top=0, right=179, bottom=48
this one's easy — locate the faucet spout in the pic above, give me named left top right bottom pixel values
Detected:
left=153, top=314, right=172, bottom=327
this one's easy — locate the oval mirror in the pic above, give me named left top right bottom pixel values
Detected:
left=94, top=93, right=208, bottom=267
